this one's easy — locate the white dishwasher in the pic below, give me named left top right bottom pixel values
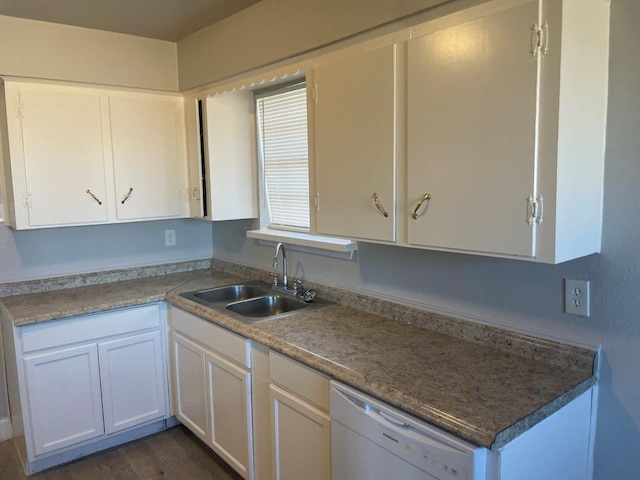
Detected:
left=330, top=381, right=488, bottom=480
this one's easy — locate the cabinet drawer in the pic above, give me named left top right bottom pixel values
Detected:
left=169, top=306, right=250, bottom=368
left=270, top=352, right=329, bottom=411
left=21, top=304, right=162, bottom=353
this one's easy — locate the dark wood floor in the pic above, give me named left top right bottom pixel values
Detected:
left=0, top=426, right=243, bottom=480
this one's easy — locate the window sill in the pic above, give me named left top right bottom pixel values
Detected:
left=246, top=229, right=358, bottom=260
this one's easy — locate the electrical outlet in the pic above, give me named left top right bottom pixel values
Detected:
left=164, top=229, right=176, bottom=247
left=564, top=279, right=590, bottom=317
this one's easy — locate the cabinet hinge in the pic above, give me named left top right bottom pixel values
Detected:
left=23, top=193, right=32, bottom=208
left=526, top=194, right=543, bottom=226
left=312, top=84, right=318, bottom=103
left=530, top=22, right=549, bottom=59
left=314, top=193, right=320, bottom=211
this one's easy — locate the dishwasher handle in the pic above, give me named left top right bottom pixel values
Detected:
left=379, top=410, right=410, bottom=428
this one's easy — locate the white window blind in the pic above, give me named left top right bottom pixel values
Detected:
left=257, top=85, right=310, bottom=230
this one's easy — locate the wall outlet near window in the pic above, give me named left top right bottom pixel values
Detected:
left=164, top=229, right=176, bottom=247
left=564, top=279, right=590, bottom=317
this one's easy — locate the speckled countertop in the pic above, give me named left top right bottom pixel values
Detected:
left=0, top=261, right=597, bottom=451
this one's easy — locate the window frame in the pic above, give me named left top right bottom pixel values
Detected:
left=255, top=80, right=311, bottom=233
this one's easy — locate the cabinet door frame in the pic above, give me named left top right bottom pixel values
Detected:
left=406, top=1, right=539, bottom=257
left=109, top=94, right=185, bottom=221
left=23, top=343, right=104, bottom=456
left=313, top=42, right=398, bottom=243
left=9, top=85, right=110, bottom=228
left=98, top=330, right=168, bottom=435
left=270, top=383, right=330, bottom=480
left=206, top=350, right=254, bottom=479
left=170, top=331, right=209, bottom=441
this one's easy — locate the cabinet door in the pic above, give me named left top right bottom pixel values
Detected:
left=314, top=45, right=396, bottom=242
left=23, top=344, right=104, bottom=455
left=109, top=95, right=182, bottom=220
left=98, top=331, right=167, bottom=435
left=171, top=332, right=208, bottom=441
left=206, top=351, right=253, bottom=479
left=407, top=1, right=538, bottom=256
left=19, top=88, right=108, bottom=227
left=205, top=92, right=258, bottom=221
left=270, top=384, right=330, bottom=480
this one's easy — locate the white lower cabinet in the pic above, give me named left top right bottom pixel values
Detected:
left=24, top=343, right=104, bottom=456
left=1, top=303, right=169, bottom=475
left=269, top=352, right=330, bottom=480
left=270, top=385, right=330, bottom=480
left=172, top=332, right=208, bottom=440
left=98, top=331, right=167, bottom=435
left=206, top=351, right=253, bottom=477
left=169, top=306, right=254, bottom=479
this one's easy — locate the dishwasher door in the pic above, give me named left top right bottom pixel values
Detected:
left=330, top=381, right=487, bottom=480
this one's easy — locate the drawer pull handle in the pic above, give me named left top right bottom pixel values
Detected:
left=121, top=187, right=134, bottom=204
left=86, top=189, right=102, bottom=205
left=412, top=193, right=431, bottom=219
left=373, top=193, right=389, bottom=218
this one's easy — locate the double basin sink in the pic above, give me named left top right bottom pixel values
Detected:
left=180, top=281, right=328, bottom=324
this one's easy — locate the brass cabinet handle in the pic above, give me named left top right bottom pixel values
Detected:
left=373, top=193, right=389, bottom=217
left=121, top=187, right=134, bottom=204
left=86, top=189, right=102, bottom=205
left=412, top=193, right=431, bottom=219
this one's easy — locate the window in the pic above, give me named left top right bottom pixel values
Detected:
left=256, top=83, right=309, bottom=231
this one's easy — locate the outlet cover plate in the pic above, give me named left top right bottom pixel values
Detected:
left=165, top=229, right=176, bottom=247
left=564, top=279, right=590, bottom=317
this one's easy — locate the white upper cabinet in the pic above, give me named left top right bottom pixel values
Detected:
left=182, top=90, right=258, bottom=222
left=313, top=44, right=397, bottom=242
left=109, top=95, right=183, bottom=221
left=406, top=0, right=609, bottom=263
left=306, top=0, right=608, bottom=263
left=1, top=85, right=109, bottom=228
left=407, top=1, right=538, bottom=257
left=204, top=93, right=258, bottom=221
left=0, top=78, right=189, bottom=229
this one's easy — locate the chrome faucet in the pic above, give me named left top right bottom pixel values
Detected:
left=273, top=242, right=288, bottom=289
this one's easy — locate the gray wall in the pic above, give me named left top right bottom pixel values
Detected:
left=205, top=0, right=640, bottom=478
left=0, top=219, right=213, bottom=284
left=0, top=14, right=178, bottom=91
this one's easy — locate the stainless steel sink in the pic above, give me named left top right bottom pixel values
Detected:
left=179, top=281, right=329, bottom=324
left=192, top=284, right=269, bottom=303
left=226, top=295, right=308, bottom=318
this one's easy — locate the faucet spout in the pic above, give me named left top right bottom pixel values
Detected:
left=273, top=242, right=288, bottom=288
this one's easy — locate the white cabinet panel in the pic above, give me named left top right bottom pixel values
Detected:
left=314, top=45, right=396, bottom=242
left=171, top=331, right=208, bottom=441
left=407, top=1, right=538, bottom=257
left=99, top=331, right=167, bottom=434
left=205, top=92, right=258, bottom=221
left=270, top=384, right=330, bottom=480
left=24, top=344, right=104, bottom=455
left=206, top=351, right=253, bottom=478
left=109, top=95, right=182, bottom=220
left=18, top=88, right=108, bottom=227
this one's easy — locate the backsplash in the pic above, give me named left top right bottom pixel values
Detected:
left=0, top=258, right=211, bottom=298
left=210, top=258, right=597, bottom=372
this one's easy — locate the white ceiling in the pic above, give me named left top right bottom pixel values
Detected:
left=0, top=0, right=261, bottom=42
